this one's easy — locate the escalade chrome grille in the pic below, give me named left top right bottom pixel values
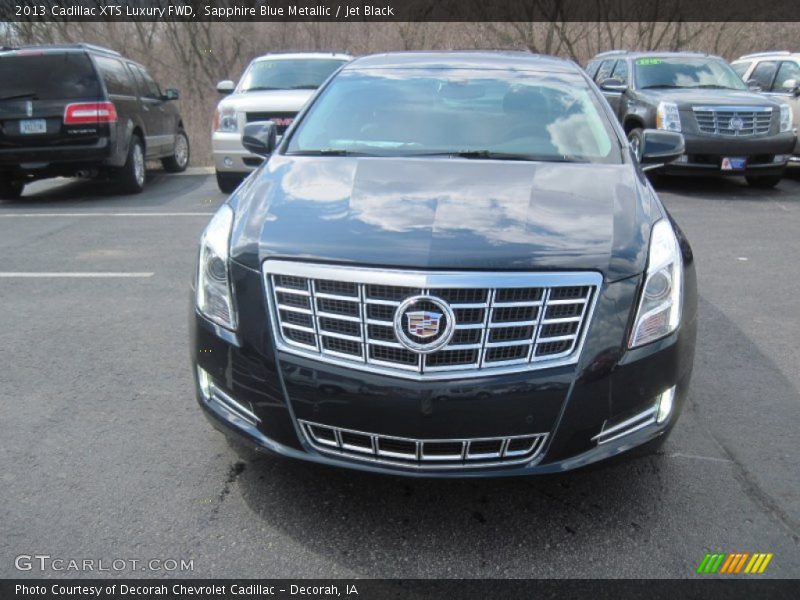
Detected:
left=299, top=420, right=548, bottom=469
left=264, top=261, right=601, bottom=379
left=692, top=106, right=772, bottom=136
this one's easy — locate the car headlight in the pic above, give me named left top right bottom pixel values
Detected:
left=656, top=101, right=681, bottom=132
left=214, top=106, right=238, bottom=133
left=196, top=205, right=237, bottom=330
left=629, top=219, right=683, bottom=348
left=779, top=103, right=792, bottom=133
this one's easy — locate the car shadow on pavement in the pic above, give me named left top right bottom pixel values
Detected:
left=0, top=169, right=211, bottom=208
left=649, top=170, right=800, bottom=201
left=223, top=297, right=800, bottom=578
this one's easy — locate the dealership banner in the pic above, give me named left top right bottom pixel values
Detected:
left=1, top=0, right=799, bottom=22
left=2, top=579, right=799, bottom=600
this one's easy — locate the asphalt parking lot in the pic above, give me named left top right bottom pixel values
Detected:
left=1, top=168, right=798, bottom=579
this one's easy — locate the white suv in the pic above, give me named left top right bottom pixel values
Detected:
left=212, top=52, right=351, bottom=192
left=732, top=51, right=800, bottom=159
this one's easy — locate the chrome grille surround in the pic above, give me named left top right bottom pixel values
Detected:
left=299, top=420, right=548, bottom=469
left=263, top=260, right=601, bottom=380
left=692, top=105, right=773, bottom=136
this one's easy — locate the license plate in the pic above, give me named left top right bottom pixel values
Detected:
left=721, top=157, right=746, bottom=171
left=19, top=119, right=47, bottom=135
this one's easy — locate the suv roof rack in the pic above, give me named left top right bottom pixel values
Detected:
left=594, top=50, right=629, bottom=58
left=739, top=51, right=792, bottom=59
left=19, top=42, right=121, bottom=57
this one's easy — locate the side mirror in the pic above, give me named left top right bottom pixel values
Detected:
left=746, top=79, right=763, bottom=92
left=600, top=77, right=627, bottom=93
left=242, top=121, right=277, bottom=157
left=162, top=88, right=179, bottom=101
left=216, top=80, right=235, bottom=95
left=639, top=130, right=685, bottom=167
left=780, top=78, right=800, bottom=96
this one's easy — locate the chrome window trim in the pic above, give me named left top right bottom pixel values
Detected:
left=263, top=260, right=602, bottom=381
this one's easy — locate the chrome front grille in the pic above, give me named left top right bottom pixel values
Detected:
left=299, top=420, right=548, bottom=469
left=692, top=106, right=772, bottom=136
left=264, top=260, right=601, bottom=379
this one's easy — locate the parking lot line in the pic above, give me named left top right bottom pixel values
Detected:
left=0, top=212, right=213, bottom=218
left=0, top=272, right=154, bottom=278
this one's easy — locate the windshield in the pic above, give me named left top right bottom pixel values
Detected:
left=634, top=57, right=747, bottom=90
left=239, top=58, right=348, bottom=92
left=0, top=52, right=100, bottom=100
left=285, top=68, right=621, bottom=163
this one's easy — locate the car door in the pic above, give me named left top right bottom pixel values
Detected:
left=766, top=60, right=800, bottom=139
left=605, top=59, right=629, bottom=116
left=129, top=64, right=168, bottom=156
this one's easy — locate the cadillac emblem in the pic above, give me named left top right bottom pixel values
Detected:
left=394, top=295, right=455, bottom=354
left=728, top=116, right=744, bottom=132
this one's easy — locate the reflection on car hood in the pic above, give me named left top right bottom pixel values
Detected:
left=642, top=87, right=782, bottom=108
left=218, top=89, right=315, bottom=112
left=229, top=156, right=656, bottom=281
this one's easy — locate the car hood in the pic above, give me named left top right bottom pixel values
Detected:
left=218, top=89, right=315, bottom=112
left=229, top=156, right=657, bottom=282
left=642, top=87, right=782, bottom=108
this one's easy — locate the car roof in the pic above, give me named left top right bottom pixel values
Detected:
left=344, top=51, right=582, bottom=73
left=592, top=50, right=722, bottom=61
left=734, top=51, right=799, bottom=61
left=0, top=43, right=121, bottom=58
left=252, top=52, right=352, bottom=62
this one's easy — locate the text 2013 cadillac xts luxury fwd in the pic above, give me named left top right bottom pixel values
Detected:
left=191, top=52, right=697, bottom=477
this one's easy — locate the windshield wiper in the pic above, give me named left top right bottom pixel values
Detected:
left=287, top=149, right=375, bottom=157
left=0, top=92, right=38, bottom=101
left=691, top=84, right=735, bottom=89
left=410, top=150, right=579, bottom=162
left=288, top=85, right=318, bottom=90
left=243, top=86, right=280, bottom=92
left=640, top=84, right=684, bottom=89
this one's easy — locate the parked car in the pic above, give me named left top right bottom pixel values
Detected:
left=191, top=51, right=697, bottom=477
left=212, top=52, right=351, bottom=193
left=586, top=50, right=795, bottom=187
left=731, top=51, right=800, bottom=160
left=0, top=43, right=189, bottom=198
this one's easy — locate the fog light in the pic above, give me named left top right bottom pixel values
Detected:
left=197, top=365, right=212, bottom=399
left=675, top=154, right=688, bottom=163
left=656, top=386, right=676, bottom=424
left=223, top=157, right=234, bottom=168
left=773, top=154, right=787, bottom=163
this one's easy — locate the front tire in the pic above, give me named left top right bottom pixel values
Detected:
left=627, top=128, right=644, bottom=162
left=0, top=177, right=24, bottom=200
left=216, top=171, right=245, bottom=194
left=162, top=129, right=190, bottom=173
left=745, top=174, right=782, bottom=189
left=117, top=135, right=146, bottom=194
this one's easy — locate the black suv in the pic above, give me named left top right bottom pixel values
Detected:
left=586, top=51, right=796, bottom=187
left=0, top=43, right=190, bottom=198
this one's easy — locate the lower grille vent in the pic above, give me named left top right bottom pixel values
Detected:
left=299, top=420, right=548, bottom=469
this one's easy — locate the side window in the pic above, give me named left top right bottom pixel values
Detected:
left=132, top=65, right=161, bottom=99
left=772, top=61, right=800, bottom=92
left=611, top=60, right=628, bottom=85
left=585, top=60, right=601, bottom=80
left=94, top=56, right=135, bottom=96
left=749, top=60, right=779, bottom=90
left=594, top=59, right=615, bottom=83
left=731, top=61, right=752, bottom=80
left=127, top=62, right=147, bottom=97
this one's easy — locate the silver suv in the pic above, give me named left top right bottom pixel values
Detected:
left=732, top=51, right=800, bottom=159
left=212, top=52, right=351, bottom=192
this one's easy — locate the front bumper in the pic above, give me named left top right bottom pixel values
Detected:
left=660, top=131, right=795, bottom=176
left=212, top=131, right=265, bottom=174
left=190, top=256, right=698, bottom=478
